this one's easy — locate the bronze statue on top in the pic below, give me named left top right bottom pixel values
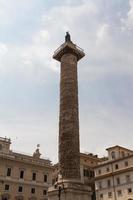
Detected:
left=65, top=32, right=71, bottom=42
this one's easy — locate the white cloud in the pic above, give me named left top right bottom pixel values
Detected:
left=0, top=0, right=133, bottom=161
left=96, top=24, right=110, bottom=43
left=121, top=0, right=133, bottom=31
left=33, top=30, right=50, bottom=44
left=96, top=23, right=110, bottom=48
left=127, top=0, right=133, bottom=28
left=0, top=42, right=7, bottom=55
left=1, top=0, right=133, bottom=79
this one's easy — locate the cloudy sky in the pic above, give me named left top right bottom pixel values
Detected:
left=0, top=0, right=133, bottom=163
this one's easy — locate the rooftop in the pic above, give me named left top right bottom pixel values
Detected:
left=0, top=136, right=11, bottom=143
left=106, top=145, right=133, bottom=153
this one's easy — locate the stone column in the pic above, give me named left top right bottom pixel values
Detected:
left=59, top=53, right=80, bottom=180
left=48, top=33, right=92, bottom=200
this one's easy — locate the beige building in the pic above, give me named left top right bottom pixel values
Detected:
left=80, top=153, right=101, bottom=184
left=0, top=137, right=53, bottom=200
left=94, top=145, right=133, bottom=200
left=80, top=153, right=102, bottom=200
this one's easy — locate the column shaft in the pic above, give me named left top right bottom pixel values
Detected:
left=59, top=53, right=80, bottom=179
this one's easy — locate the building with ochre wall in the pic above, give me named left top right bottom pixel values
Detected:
left=0, top=137, right=53, bottom=200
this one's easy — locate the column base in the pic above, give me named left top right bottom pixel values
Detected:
left=48, top=179, right=92, bottom=200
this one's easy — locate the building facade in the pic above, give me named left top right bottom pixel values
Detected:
left=80, top=152, right=101, bottom=185
left=94, top=145, right=133, bottom=200
left=0, top=137, right=53, bottom=200
left=80, top=153, right=101, bottom=200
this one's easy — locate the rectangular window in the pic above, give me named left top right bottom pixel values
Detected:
left=106, top=167, right=110, bottom=172
left=43, top=190, right=47, bottom=195
left=83, top=169, right=86, bottom=176
left=98, top=169, right=101, bottom=174
left=84, top=169, right=89, bottom=177
left=116, top=177, right=120, bottom=185
left=115, top=164, right=119, bottom=169
left=32, top=172, right=36, bottom=181
left=18, top=186, right=23, bottom=192
left=31, top=188, right=35, bottom=194
left=108, top=192, right=112, bottom=198
left=90, top=170, right=94, bottom=178
left=107, top=179, right=111, bottom=187
left=126, top=175, right=130, bottom=183
left=100, top=194, right=103, bottom=199
left=5, top=184, right=10, bottom=191
left=44, top=174, right=47, bottom=182
left=121, top=151, right=125, bottom=157
left=111, top=151, right=116, bottom=159
left=128, top=188, right=132, bottom=194
left=7, top=168, right=11, bottom=177
left=117, top=190, right=122, bottom=196
left=20, top=170, right=24, bottom=179
left=99, top=182, right=102, bottom=189
left=125, top=161, right=128, bottom=167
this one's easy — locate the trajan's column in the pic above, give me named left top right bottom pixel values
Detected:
left=48, top=33, right=91, bottom=200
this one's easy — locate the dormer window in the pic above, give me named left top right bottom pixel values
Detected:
left=121, top=151, right=125, bottom=157
left=111, top=151, right=116, bottom=159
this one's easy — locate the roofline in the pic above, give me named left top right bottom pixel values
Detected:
left=0, top=153, right=53, bottom=169
left=80, top=152, right=101, bottom=161
left=0, top=137, right=11, bottom=144
left=106, top=145, right=133, bottom=153
left=13, top=151, right=51, bottom=163
left=94, top=154, right=133, bottom=169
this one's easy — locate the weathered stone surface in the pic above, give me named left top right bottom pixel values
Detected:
left=59, top=53, right=80, bottom=179
left=48, top=36, right=91, bottom=200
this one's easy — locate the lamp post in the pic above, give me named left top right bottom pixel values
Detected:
left=58, top=185, right=65, bottom=200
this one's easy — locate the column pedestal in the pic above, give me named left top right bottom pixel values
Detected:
left=48, top=180, right=92, bottom=200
